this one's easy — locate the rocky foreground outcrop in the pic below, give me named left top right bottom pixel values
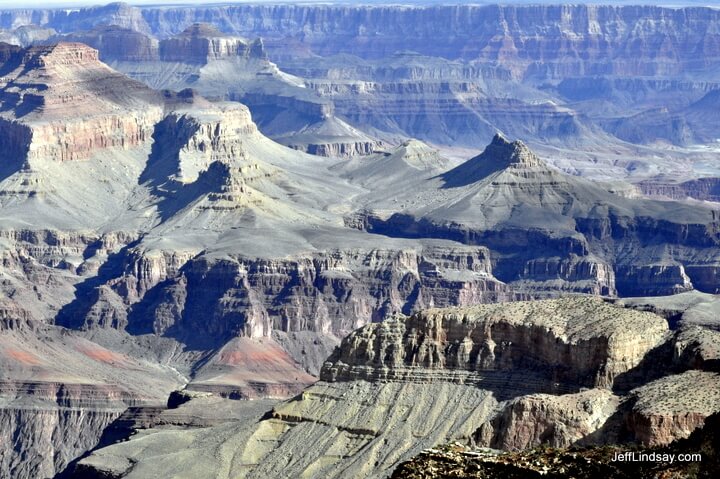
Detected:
left=73, top=298, right=720, bottom=478
left=392, top=409, right=720, bottom=478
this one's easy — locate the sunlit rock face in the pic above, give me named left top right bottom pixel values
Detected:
left=0, top=42, right=164, bottom=166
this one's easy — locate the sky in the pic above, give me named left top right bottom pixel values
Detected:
left=0, top=1, right=714, bottom=5
left=0, top=0, right=713, bottom=7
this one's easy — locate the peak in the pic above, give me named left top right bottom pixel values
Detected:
left=486, top=134, right=541, bottom=167
left=490, top=133, right=511, bottom=146
left=250, top=38, right=267, bottom=59
left=22, top=42, right=100, bottom=68
left=400, top=138, right=429, bottom=149
left=440, top=135, right=544, bottom=187
left=106, top=2, right=131, bottom=9
left=397, top=138, right=439, bottom=154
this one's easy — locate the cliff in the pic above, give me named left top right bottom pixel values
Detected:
left=7, top=3, right=720, bottom=78
left=0, top=42, right=164, bottom=166
left=61, top=25, right=159, bottom=62
left=159, top=23, right=263, bottom=64
left=391, top=418, right=720, bottom=479
left=129, top=4, right=720, bottom=79
left=357, top=136, right=720, bottom=297
left=321, top=297, right=667, bottom=390
left=0, top=325, right=183, bottom=478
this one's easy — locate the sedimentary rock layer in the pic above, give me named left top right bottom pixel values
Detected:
left=322, top=297, right=667, bottom=390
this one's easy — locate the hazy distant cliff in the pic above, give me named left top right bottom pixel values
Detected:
left=4, top=3, right=717, bottom=78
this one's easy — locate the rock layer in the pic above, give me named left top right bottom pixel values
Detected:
left=322, top=298, right=667, bottom=390
left=0, top=42, right=163, bottom=165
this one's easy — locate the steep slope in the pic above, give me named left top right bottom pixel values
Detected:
left=132, top=4, right=720, bottom=78
left=0, top=41, right=514, bottom=378
left=393, top=409, right=720, bottom=478
left=0, top=42, right=163, bottom=164
left=357, top=135, right=720, bottom=296
left=0, top=42, right=164, bottom=230
left=0, top=324, right=183, bottom=479
left=60, top=25, right=159, bottom=62
left=6, top=1, right=719, bottom=78
left=295, top=52, right=603, bottom=148
left=0, top=44, right=518, bottom=478
left=0, top=25, right=55, bottom=46
left=0, top=2, right=151, bottom=35
left=333, top=139, right=449, bottom=189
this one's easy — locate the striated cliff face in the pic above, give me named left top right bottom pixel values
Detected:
left=0, top=324, right=184, bottom=479
left=150, top=101, right=259, bottom=182
left=1, top=31, right=719, bottom=477
left=0, top=42, right=164, bottom=166
left=627, top=370, right=720, bottom=447
left=392, top=409, right=720, bottom=478
left=0, top=2, right=151, bottom=35
left=159, top=23, right=264, bottom=64
left=0, top=25, right=55, bottom=47
left=306, top=74, right=587, bottom=147
left=70, top=244, right=513, bottom=350
left=321, top=298, right=667, bottom=390
left=0, top=402, right=124, bottom=479
left=475, top=389, right=620, bottom=451
left=61, top=25, right=159, bottom=62
left=129, top=4, right=720, bottom=78
left=638, top=177, right=720, bottom=203
left=357, top=135, right=720, bottom=297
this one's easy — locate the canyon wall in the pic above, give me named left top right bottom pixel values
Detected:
left=2, top=4, right=718, bottom=78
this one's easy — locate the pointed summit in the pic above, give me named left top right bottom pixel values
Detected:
left=440, top=134, right=544, bottom=187
left=394, top=139, right=445, bottom=171
left=485, top=133, right=543, bottom=168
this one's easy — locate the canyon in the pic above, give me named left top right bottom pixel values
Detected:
left=73, top=297, right=720, bottom=478
left=0, top=2, right=717, bottom=478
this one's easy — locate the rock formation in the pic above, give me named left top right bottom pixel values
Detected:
left=159, top=23, right=261, bottom=64
left=356, top=134, right=720, bottom=296
left=45, top=3, right=717, bottom=79
left=0, top=25, right=55, bottom=46
left=0, top=325, right=184, bottom=478
left=322, top=298, right=667, bottom=390
left=60, top=25, right=159, bottom=62
left=391, top=411, right=720, bottom=479
left=0, top=42, right=164, bottom=166
left=72, top=298, right=720, bottom=478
